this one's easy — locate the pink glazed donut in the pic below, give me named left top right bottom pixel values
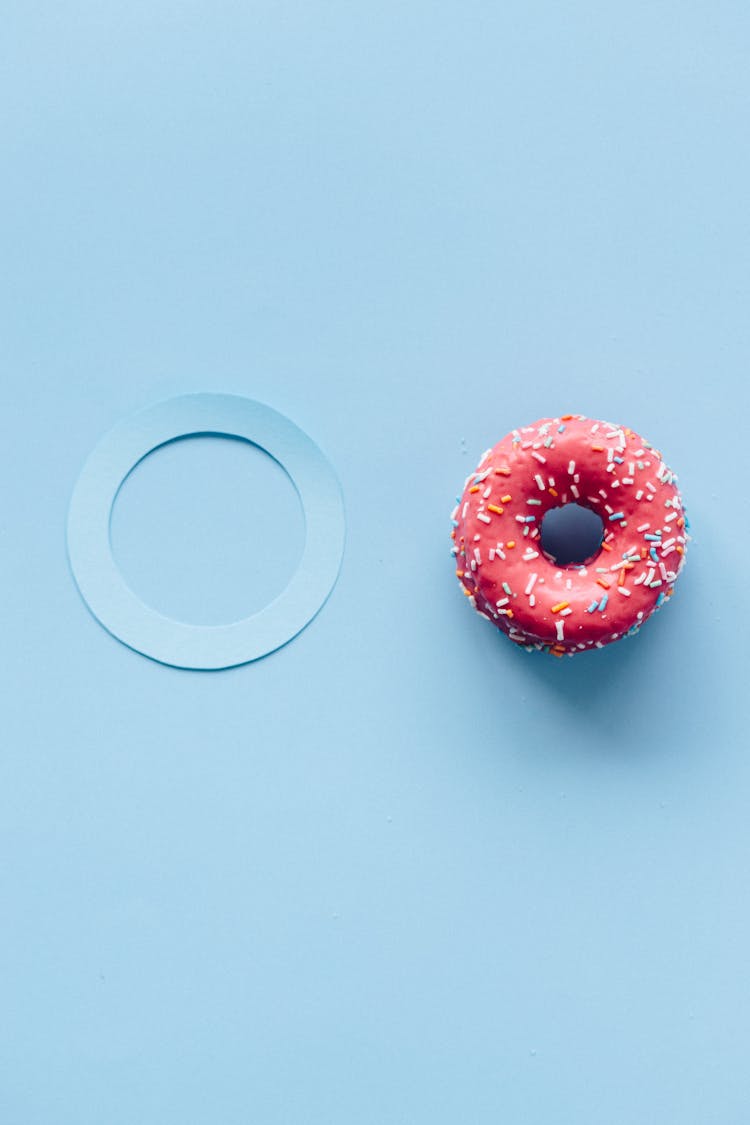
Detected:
left=451, top=414, right=688, bottom=656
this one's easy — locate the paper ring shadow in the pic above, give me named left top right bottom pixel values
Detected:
left=66, top=393, right=346, bottom=670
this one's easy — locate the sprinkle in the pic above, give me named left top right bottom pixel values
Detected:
left=560, top=607, right=573, bottom=617
left=506, top=541, right=515, bottom=549
left=598, top=594, right=608, bottom=611
left=592, top=444, right=604, bottom=451
left=596, top=578, right=611, bottom=590
left=600, top=542, right=613, bottom=552
left=531, top=451, right=546, bottom=463
left=551, top=601, right=570, bottom=613
left=500, top=494, right=512, bottom=503
left=570, top=484, right=580, bottom=498
left=523, top=550, right=540, bottom=560
left=568, top=460, right=576, bottom=474
left=495, top=466, right=511, bottom=476
left=561, top=413, right=573, bottom=420
left=482, top=486, right=492, bottom=498
left=488, top=548, right=495, bottom=561
left=609, top=512, right=624, bottom=521
left=555, top=620, right=565, bottom=641
left=527, top=498, right=542, bottom=505
left=525, top=573, right=538, bottom=595
left=502, top=582, right=512, bottom=595
left=477, top=513, right=491, bottom=524
left=529, top=594, right=536, bottom=607
left=617, top=586, right=631, bottom=597
left=535, top=474, right=545, bottom=490
left=487, top=504, right=504, bottom=515
left=558, top=424, right=566, bottom=433
left=496, top=597, right=509, bottom=608
left=637, top=523, right=650, bottom=532
left=469, top=485, right=480, bottom=493
left=586, top=600, right=599, bottom=613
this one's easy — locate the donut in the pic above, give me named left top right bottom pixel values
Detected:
left=450, top=415, right=689, bottom=656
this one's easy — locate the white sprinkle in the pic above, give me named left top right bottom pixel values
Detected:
left=665, top=511, right=678, bottom=522
left=635, top=489, right=644, bottom=500
left=599, top=489, right=608, bottom=499
left=617, top=586, right=631, bottom=597
left=523, top=550, right=540, bottom=561
left=462, top=502, right=469, bottom=518
left=535, top=474, right=545, bottom=490
left=548, top=476, right=555, bottom=487
left=646, top=481, right=656, bottom=492
left=482, top=486, right=492, bottom=498
left=556, top=620, right=565, bottom=640
left=637, top=522, right=649, bottom=532
left=474, top=548, right=482, bottom=564
left=571, top=484, right=580, bottom=498
left=477, top=513, right=491, bottom=524
left=529, top=594, right=536, bottom=607
left=531, top=451, right=546, bottom=463
left=611, top=479, right=620, bottom=488
left=622, top=477, right=634, bottom=484
left=568, top=460, right=576, bottom=474
left=628, top=462, right=635, bottom=475
left=560, top=607, right=573, bottom=617
left=496, top=597, right=509, bottom=607
left=525, top=573, right=538, bottom=595
left=488, top=548, right=495, bottom=561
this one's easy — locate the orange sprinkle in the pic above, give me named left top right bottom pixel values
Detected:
left=506, top=609, right=514, bottom=619
left=561, top=414, right=573, bottom=421
left=591, top=444, right=604, bottom=452
left=551, top=601, right=570, bottom=613
left=500, top=494, right=512, bottom=503
left=641, top=547, right=648, bottom=558
left=506, top=540, right=516, bottom=549
left=618, top=569, right=626, bottom=586
left=463, top=589, right=473, bottom=597
left=601, top=542, right=613, bottom=552
left=487, top=504, right=504, bottom=515
left=676, top=545, right=684, bottom=554
left=548, top=487, right=558, bottom=498
left=596, top=578, right=611, bottom=590
left=677, top=517, right=685, bottom=528
left=495, top=466, right=511, bottom=476
left=469, top=485, right=480, bottom=493
left=456, top=570, right=464, bottom=578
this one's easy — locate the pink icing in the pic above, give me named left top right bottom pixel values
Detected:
left=451, top=415, right=688, bottom=655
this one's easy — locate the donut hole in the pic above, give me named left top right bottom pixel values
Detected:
left=540, top=503, right=604, bottom=566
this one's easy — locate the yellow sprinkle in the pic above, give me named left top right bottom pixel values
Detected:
left=487, top=504, right=504, bottom=515
left=495, top=466, right=511, bottom=476
left=506, top=540, right=516, bottom=549
left=500, top=494, right=512, bottom=503
left=551, top=601, right=569, bottom=613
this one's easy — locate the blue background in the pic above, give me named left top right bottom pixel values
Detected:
left=2, top=3, right=749, bottom=1122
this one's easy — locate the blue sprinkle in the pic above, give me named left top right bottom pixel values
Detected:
left=650, top=547, right=659, bottom=562
left=451, top=519, right=459, bottom=527
left=558, top=424, right=566, bottom=433
left=614, top=456, right=624, bottom=464
left=544, top=436, right=553, bottom=447
left=644, top=533, right=662, bottom=541
left=599, top=594, right=609, bottom=611
left=656, top=592, right=666, bottom=608
left=586, top=600, right=599, bottom=613
left=609, top=512, right=624, bottom=521
left=525, top=516, right=536, bottom=523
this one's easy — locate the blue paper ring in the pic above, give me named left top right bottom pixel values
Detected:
left=67, top=394, right=345, bottom=670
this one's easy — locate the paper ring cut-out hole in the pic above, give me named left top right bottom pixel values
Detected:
left=67, top=394, right=346, bottom=670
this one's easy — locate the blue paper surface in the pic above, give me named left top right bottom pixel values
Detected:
left=2, top=3, right=749, bottom=1122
